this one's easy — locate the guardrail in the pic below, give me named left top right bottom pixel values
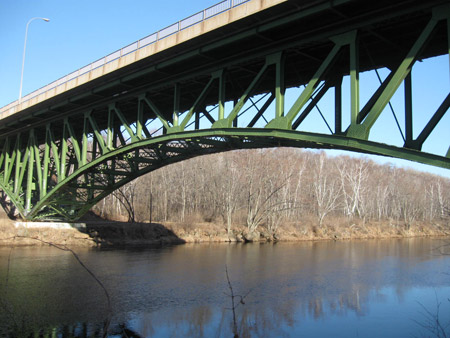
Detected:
left=0, top=0, right=251, bottom=115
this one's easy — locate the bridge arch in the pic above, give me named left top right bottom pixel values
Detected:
left=0, top=128, right=444, bottom=221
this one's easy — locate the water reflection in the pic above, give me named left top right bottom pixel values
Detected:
left=0, top=238, right=449, bottom=337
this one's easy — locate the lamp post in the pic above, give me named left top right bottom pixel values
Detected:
left=19, top=17, right=50, bottom=104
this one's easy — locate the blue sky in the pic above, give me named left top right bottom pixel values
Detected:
left=0, top=0, right=448, bottom=177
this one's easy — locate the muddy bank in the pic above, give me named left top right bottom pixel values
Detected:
left=0, top=212, right=449, bottom=248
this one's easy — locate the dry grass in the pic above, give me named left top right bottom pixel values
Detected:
left=0, top=208, right=448, bottom=247
left=155, top=216, right=450, bottom=243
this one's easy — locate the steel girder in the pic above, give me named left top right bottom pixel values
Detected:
left=0, top=3, right=449, bottom=221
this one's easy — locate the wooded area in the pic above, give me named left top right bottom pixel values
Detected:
left=92, top=149, right=450, bottom=239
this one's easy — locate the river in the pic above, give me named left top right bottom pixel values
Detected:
left=0, top=238, right=449, bottom=337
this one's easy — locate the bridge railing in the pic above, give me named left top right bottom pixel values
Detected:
left=0, top=0, right=251, bottom=117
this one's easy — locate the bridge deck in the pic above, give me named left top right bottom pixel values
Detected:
left=0, top=0, right=287, bottom=121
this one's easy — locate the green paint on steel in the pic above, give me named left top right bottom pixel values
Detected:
left=346, top=16, right=439, bottom=140
left=23, top=128, right=449, bottom=221
left=265, top=32, right=349, bottom=130
left=212, top=55, right=274, bottom=129
left=141, top=94, right=171, bottom=131
left=404, top=73, right=413, bottom=147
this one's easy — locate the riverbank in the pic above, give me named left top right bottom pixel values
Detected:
left=0, top=211, right=448, bottom=247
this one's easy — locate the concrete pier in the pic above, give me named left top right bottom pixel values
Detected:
left=14, top=222, right=86, bottom=230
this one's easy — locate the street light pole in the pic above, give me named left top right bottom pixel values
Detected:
left=19, top=17, right=50, bottom=104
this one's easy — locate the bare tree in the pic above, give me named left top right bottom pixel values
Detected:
left=313, top=152, right=341, bottom=227
left=218, top=155, right=241, bottom=237
left=112, top=180, right=137, bottom=222
left=337, top=157, right=369, bottom=219
left=243, top=152, right=291, bottom=236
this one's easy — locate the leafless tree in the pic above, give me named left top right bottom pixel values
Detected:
left=112, top=180, right=137, bottom=222
left=337, top=157, right=369, bottom=219
left=313, top=152, right=341, bottom=227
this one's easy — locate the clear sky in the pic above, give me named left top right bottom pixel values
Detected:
left=0, top=0, right=449, bottom=178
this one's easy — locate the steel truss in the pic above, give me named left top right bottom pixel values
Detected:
left=0, top=2, right=449, bottom=220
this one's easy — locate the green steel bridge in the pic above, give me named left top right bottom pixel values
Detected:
left=0, top=0, right=449, bottom=221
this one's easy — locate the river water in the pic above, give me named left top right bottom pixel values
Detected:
left=0, top=238, right=449, bottom=337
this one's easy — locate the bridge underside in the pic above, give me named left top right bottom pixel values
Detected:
left=0, top=0, right=449, bottom=220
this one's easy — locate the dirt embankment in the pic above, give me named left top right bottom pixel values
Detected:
left=154, top=218, right=450, bottom=244
left=0, top=210, right=449, bottom=248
